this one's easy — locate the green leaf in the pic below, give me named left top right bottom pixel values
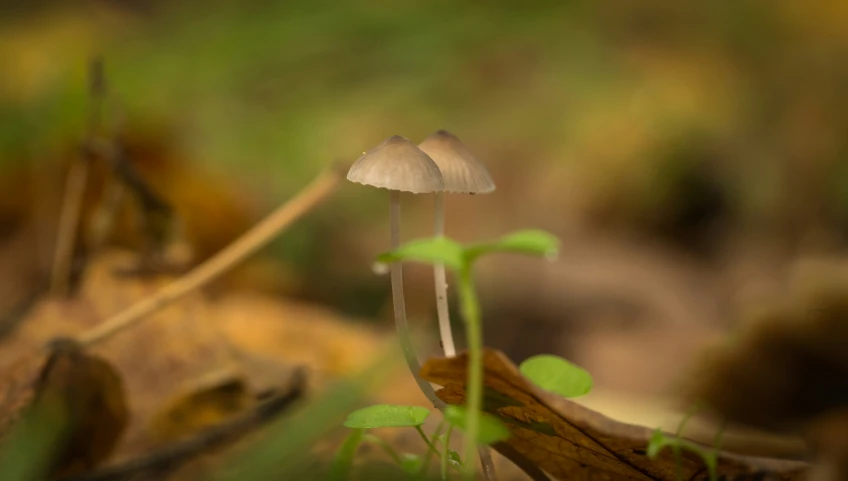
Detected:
left=327, top=429, right=364, bottom=481
left=443, top=406, right=510, bottom=445
left=344, top=405, right=431, bottom=429
left=375, top=237, right=465, bottom=271
left=467, top=229, right=560, bottom=261
left=519, top=354, right=593, bottom=397
left=399, top=453, right=422, bottom=475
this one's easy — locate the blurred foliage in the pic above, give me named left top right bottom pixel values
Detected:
left=2, top=0, right=847, bottom=238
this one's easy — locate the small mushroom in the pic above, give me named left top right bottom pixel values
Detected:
left=418, top=130, right=495, bottom=357
left=347, top=135, right=444, bottom=407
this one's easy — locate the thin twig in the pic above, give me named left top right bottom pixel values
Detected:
left=75, top=165, right=344, bottom=347
left=50, top=57, right=107, bottom=297
left=49, top=157, right=90, bottom=297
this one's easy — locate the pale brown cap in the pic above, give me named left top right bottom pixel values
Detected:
left=417, top=130, right=495, bottom=194
left=347, top=135, right=444, bottom=194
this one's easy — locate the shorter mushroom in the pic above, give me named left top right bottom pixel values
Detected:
left=417, top=130, right=495, bottom=357
left=347, top=135, right=445, bottom=407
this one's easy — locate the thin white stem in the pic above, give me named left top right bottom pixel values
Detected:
left=389, top=190, right=443, bottom=409
left=478, top=445, right=497, bottom=481
left=433, top=192, right=456, bottom=357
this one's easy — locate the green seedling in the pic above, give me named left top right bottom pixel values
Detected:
left=328, top=429, right=365, bottom=481
left=376, top=228, right=559, bottom=480
left=647, top=430, right=718, bottom=481
left=646, top=403, right=723, bottom=481
left=519, top=354, right=593, bottom=398
left=337, top=405, right=454, bottom=480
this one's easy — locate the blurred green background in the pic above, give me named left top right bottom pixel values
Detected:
left=2, top=0, right=848, bottom=397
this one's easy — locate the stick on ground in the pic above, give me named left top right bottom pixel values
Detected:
left=76, top=164, right=344, bottom=347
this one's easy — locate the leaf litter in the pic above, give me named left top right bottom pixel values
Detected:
left=420, top=348, right=811, bottom=481
left=0, top=163, right=353, bottom=478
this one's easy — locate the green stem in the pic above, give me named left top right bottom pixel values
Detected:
left=674, top=402, right=701, bottom=481
left=416, top=426, right=442, bottom=460
left=363, top=434, right=403, bottom=466
left=327, top=429, right=364, bottom=481
left=419, top=422, right=445, bottom=476
left=457, top=266, right=483, bottom=480
left=441, top=425, right=454, bottom=480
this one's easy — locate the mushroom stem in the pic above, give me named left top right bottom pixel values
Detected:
left=433, top=191, right=457, bottom=357
left=389, top=190, right=442, bottom=408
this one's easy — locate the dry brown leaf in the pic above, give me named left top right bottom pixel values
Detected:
left=60, top=372, right=307, bottom=481
left=0, top=250, right=239, bottom=461
left=146, top=353, right=303, bottom=445
left=0, top=338, right=128, bottom=478
left=420, top=348, right=810, bottom=481
left=148, top=369, right=252, bottom=444
left=1, top=248, right=383, bottom=476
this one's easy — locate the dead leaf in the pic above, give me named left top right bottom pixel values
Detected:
left=420, top=348, right=810, bottom=481
left=146, top=351, right=304, bottom=444
left=0, top=338, right=128, bottom=478
left=148, top=369, right=252, bottom=444
left=58, top=371, right=307, bottom=481
left=0, top=250, right=240, bottom=461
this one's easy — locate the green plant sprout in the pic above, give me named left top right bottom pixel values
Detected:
left=375, top=229, right=560, bottom=480
left=646, top=403, right=725, bottom=481
left=334, top=405, right=438, bottom=479
left=336, top=404, right=504, bottom=480
left=439, top=426, right=460, bottom=480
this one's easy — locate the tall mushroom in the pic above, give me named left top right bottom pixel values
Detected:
left=417, top=130, right=495, bottom=357
left=347, top=135, right=445, bottom=407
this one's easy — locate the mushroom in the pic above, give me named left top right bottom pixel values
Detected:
left=417, top=130, right=495, bottom=357
left=347, top=135, right=445, bottom=407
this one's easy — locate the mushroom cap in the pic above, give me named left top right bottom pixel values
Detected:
left=347, top=135, right=444, bottom=194
left=417, top=130, right=495, bottom=194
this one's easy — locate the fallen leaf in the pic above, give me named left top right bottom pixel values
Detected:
left=684, top=278, right=848, bottom=481
left=148, top=369, right=252, bottom=444
left=0, top=338, right=128, bottom=478
left=148, top=357, right=304, bottom=445
left=58, top=371, right=307, bottom=481
left=420, top=348, right=810, bottom=481
left=0, top=250, right=242, bottom=461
